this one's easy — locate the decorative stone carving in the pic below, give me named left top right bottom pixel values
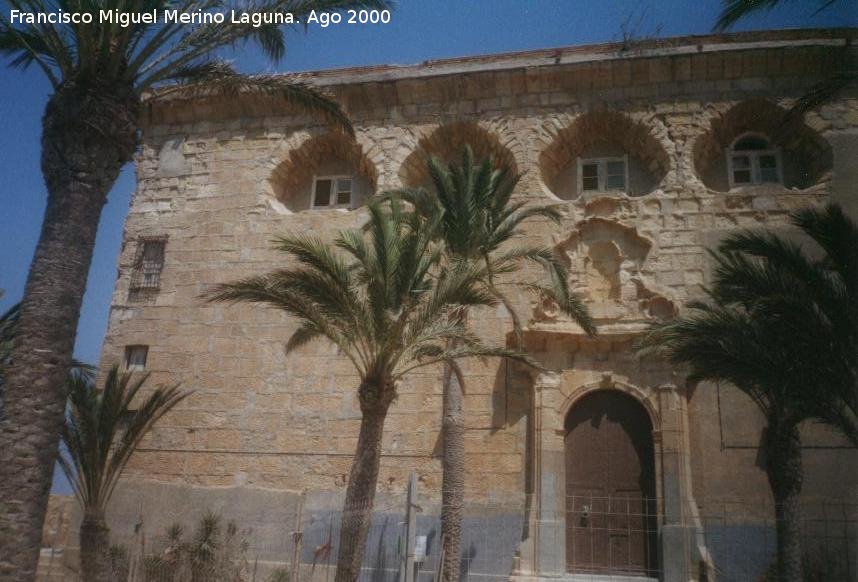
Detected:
left=534, top=217, right=676, bottom=331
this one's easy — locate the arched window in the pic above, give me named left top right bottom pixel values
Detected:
left=538, top=112, right=669, bottom=200
left=269, top=132, right=377, bottom=213
left=727, top=133, right=782, bottom=187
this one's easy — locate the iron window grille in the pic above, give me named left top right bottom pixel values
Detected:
left=129, top=237, right=167, bottom=300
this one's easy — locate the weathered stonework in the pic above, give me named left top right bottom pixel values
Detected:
left=85, top=28, right=857, bottom=581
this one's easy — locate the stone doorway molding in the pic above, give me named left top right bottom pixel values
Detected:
left=513, top=368, right=714, bottom=582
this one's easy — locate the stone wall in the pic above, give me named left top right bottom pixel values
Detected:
left=40, top=495, right=73, bottom=551
left=96, top=28, right=858, bottom=580
left=36, top=495, right=75, bottom=582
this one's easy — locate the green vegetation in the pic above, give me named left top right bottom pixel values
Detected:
left=0, top=3, right=387, bottom=576
left=205, top=198, right=536, bottom=582
left=641, top=204, right=857, bottom=582
left=385, top=146, right=594, bottom=580
left=59, top=366, right=189, bottom=581
left=142, top=512, right=250, bottom=582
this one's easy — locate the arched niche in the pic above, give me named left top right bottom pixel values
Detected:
left=269, top=132, right=378, bottom=212
left=693, top=99, right=832, bottom=192
left=559, top=376, right=660, bottom=431
left=397, top=121, right=518, bottom=188
left=539, top=111, right=670, bottom=201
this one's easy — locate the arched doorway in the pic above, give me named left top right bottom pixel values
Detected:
left=564, top=390, right=658, bottom=576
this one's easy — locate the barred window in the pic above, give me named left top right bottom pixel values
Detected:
left=129, top=237, right=166, bottom=299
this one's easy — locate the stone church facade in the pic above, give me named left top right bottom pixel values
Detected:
left=92, top=28, right=857, bottom=581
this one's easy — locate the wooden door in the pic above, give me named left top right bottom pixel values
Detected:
left=565, top=390, right=658, bottom=575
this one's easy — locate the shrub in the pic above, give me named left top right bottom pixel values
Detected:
left=142, top=512, right=251, bottom=582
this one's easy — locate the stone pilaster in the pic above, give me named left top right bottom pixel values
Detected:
left=534, top=371, right=566, bottom=577
left=656, top=382, right=714, bottom=582
left=517, top=370, right=566, bottom=577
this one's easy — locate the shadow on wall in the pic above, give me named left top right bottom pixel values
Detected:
left=300, top=508, right=526, bottom=582
left=63, top=481, right=527, bottom=581
left=398, top=121, right=519, bottom=190
left=269, top=131, right=378, bottom=212
left=702, top=504, right=857, bottom=582
left=538, top=110, right=670, bottom=200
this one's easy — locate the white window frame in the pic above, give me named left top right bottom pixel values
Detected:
left=726, top=134, right=783, bottom=188
left=311, top=175, right=354, bottom=209
left=124, top=345, right=149, bottom=371
left=577, top=155, right=629, bottom=194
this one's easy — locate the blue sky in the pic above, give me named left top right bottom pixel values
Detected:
left=0, top=1, right=854, bottom=491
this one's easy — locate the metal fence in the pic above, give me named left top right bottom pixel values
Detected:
left=42, top=491, right=856, bottom=582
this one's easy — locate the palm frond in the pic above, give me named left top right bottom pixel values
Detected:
left=524, top=280, right=595, bottom=334
left=791, top=204, right=858, bottom=288
left=2, top=0, right=387, bottom=133
left=153, top=63, right=354, bottom=134
left=207, top=197, right=521, bottom=390
left=641, top=203, right=858, bottom=443
left=285, top=323, right=324, bottom=354
left=0, top=302, right=20, bottom=355
left=713, top=0, right=853, bottom=116
left=383, top=144, right=595, bottom=341
left=203, top=272, right=365, bottom=368
left=398, top=342, right=542, bottom=377
left=786, top=73, right=855, bottom=120
left=60, top=365, right=190, bottom=510
left=0, top=17, right=61, bottom=86
left=714, top=0, right=781, bottom=31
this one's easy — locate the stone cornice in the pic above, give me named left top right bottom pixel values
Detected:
left=141, top=27, right=857, bottom=127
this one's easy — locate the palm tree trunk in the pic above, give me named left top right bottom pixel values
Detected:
left=335, top=383, right=393, bottom=582
left=764, top=423, right=804, bottom=582
left=441, top=308, right=468, bottom=582
left=0, top=82, right=136, bottom=581
left=441, top=359, right=465, bottom=582
left=80, top=510, right=114, bottom=582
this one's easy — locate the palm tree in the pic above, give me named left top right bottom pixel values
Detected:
left=1, top=301, right=94, bottom=410
left=205, top=199, right=537, bottom=582
left=0, top=301, right=19, bottom=369
left=640, top=204, right=857, bottom=582
left=715, top=0, right=847, bottom=30
left=385, top=147, right=595, bottom=582
left=0, top=301, right=21, bottom=418
left=0, top=1, right=385, bottom=576
left=59, top=365, right=189, bottom=582
left=715, top=0, right=855, bottom=116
